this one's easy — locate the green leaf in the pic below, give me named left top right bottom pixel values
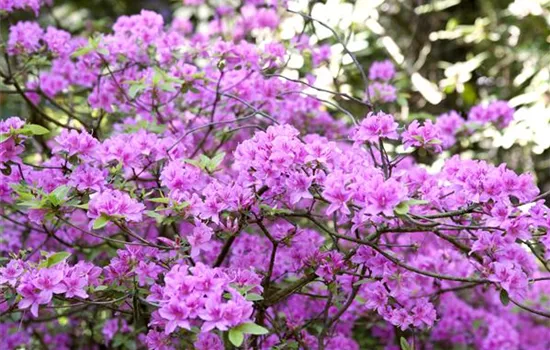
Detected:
left=146, top=210, right=165, bottom=223
left=72, top=46, right=93, bottom=58
left=352, top=278, right=373, bottom=287
left=147, top=197, right=170, bottom=204
left=394, top=202, right=409, bottom=216
left=49, top=185, right=70, bottom=203
left=245, top=293, right=264, bottom=301
left=235, top=322, right=269, bottom=335
left=400, top=337, right=412, bottom=350
left=96, top=47, right=109, bottom=56
left=128, top=84, right=145, bottom=99
left=18, top=200, right=45, bottom=209
left=93, top=215, right=110, bottom=230
left=500, top=289, right=510, bottom=306
left=228, top=328, right=244, bottom=347
left=472, top=318, right=483, bottom=330
left=40, top=252, right=71, bottom=268
left=0, top=134, right=10, bottom=143
left=208, top=152, right=225, bottom=172
left=160, top=83, right=176, bottom=92
left=403, top=199, right=429, bottom=206
left=25, top=124, right=50, bottom=135
left=74, top=203, right=89, bottom=210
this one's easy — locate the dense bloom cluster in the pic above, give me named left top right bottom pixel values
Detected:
left=0, top=0, right=47, bottom=15
left=468, top=100, right=515, bottom=128
left=368, top=60, right=397, bottom=103
left=149, top=263, right=255, bottom=335
left=0, top=2, right=549, bottom=350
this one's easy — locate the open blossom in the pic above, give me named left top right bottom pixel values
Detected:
left=43, top=27, right=71, bottom=55
left=488, top=262, right=528, bottom=299
left=411, top=299, right=437, bottom=327
left=0, top=117, right=26, bottom=133
left=7, top=21, right=44, bottom=55
left=369, top=60, right=396, bottom=81
left=0, top=260, right=25, bottom=286
left=194, top=333, right=223, bottom=350
left=159, top=302, right=192, bottom=334
left=87, top=189, right=145, bottom=223
left=187, top=220, right=214, bottom=258
left=368, top=82, right=397, bottom=103
left=350, top=111, right=399, bottom=144
left=68, top=164, right=106, bottom=192
left=468, top=100, right=514, bottom=128
left=53, top=129, right=99, bottom=158
left=402, top=120, right=443, bottom=153
left=0, top=0, right=45, bottom=15
left=435, top=110, right=465, bottom=148
left=365, top=177, right=407, bottom=216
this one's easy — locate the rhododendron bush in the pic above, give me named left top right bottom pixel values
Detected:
left=1, top=1, right=550, bottom=350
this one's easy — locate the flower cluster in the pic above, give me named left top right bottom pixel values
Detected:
left=0, top=2, right=549, bottom=350
left=468, top=100, right=515, bottom=128
left=148, top=263, right=256, bottom=335
left=368, top=60, right=397, bottom=103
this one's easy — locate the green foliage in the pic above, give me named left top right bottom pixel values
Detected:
left=228, top=322, right=269, bottom=347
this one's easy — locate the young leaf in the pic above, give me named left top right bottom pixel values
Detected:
left=207, top=152, right=225, bottom=172
left=92, top=215, right=110, bottom=230
left=245, top=293, right=264, bottom=301
left=147, top=197, right=170, bottom=204
left=394, top=202, right=410, bottom=216
left=25, top=124, right=50, bottom=135
left=50, top=185, right=70, bottom=203
left=0, top=134, right=10, bottom=143
left=128, top=84, right=145, bottom=99
left=500, top=289, right=510, bottom=306
left=236, top=322, right=269, bottom=335
left=400, top=337, right=412, bottom=350
left=46, top=252, right=71, bottom=267
left=228, top=328, right=244, bottom=347
left=72, top=46, right=93, bottom=58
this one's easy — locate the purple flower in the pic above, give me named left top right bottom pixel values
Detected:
left=402, top=120, right=443, bottom=153
left=369, top=60, right=396, bottom=81
left=368, top=82, right=397, bottom=103
left=194, top=333, right=223, bottom=350
left=435, top=110, right=465, bottom=149
left=7, top=21, right=43, bottom=55
left=159, top=301, right=191, bottom=334
left=468, top=100, right=514, bottom=128
left=365, top=177, right=407, bottom=216
left=411, top=299, right=437, bottom=327
left=145, top=330, right=175, bottom=350
left=187, top=220, right=214, bottom=258
left=87, top=189, right=145, bottom=224
left=53, top=129, right=99, bottom=158
left=68, top=164, right=106, bottom=192
left=350, top=111, right=399, bottom=144
left=0, top=260, right=25, bottom=287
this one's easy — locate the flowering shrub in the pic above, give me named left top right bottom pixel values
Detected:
left=0, top=1, right=549, bottom=350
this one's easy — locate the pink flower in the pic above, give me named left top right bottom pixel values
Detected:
left=53, top=129, right=99, bottom=158
left=0, top=260, right=25, bottom=287
left=187, top=221, right=214, bottom=258
left=350, top=111, right=399, bottom=144
left=87, top=189, right=145, bottom=224
left=7, top=21, right=43, bottom=55
left=369, top=60, right=396, bottom=81
left=402, top=120, right=443, bottom=153
left=159, top=301, right=191, bottom=334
